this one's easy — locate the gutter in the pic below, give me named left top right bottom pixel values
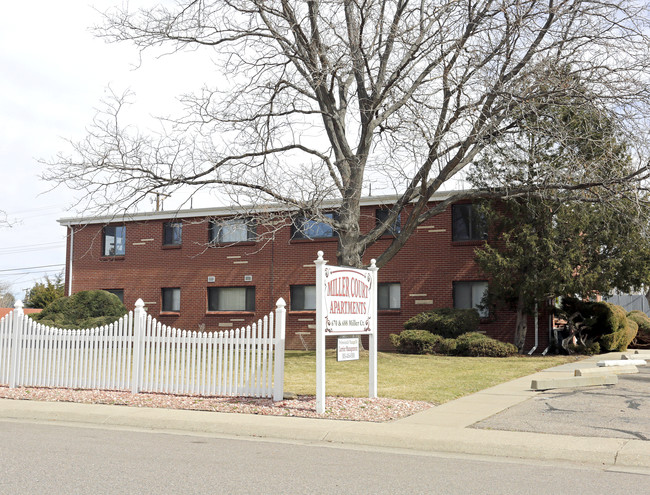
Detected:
left=527, top=302, right=539, bottom=355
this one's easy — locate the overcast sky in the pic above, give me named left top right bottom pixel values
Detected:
left=0, top=1, right=212, bottom=300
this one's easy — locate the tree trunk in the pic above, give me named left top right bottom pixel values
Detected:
left=514, top=292, right=528, bottom=353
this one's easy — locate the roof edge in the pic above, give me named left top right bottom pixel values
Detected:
left=57, top=190, right=464, bottom=226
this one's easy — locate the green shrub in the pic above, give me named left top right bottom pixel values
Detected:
left=390, top=330, right=443, bottom=354
left=560, top=298, right=637, bottom=352
left=438, top=338, right=458, bottom=355
left=628, top=310, right=650, bottom=347
left=403, top=308, right=480, bottom=338
left=391, top=329, right=517, bottom=357
left=31, top=290, right=127, bottom=329
left=454, top=332, right=518, bottom=357
left=599, top=318, right=637, bottom=352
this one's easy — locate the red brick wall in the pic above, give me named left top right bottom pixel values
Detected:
left=64, top=203, right=550, bottom=352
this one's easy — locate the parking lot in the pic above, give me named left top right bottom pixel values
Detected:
left=474, top=363, right=650, bottom=440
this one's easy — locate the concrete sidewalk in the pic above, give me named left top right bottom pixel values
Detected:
left=1, top=351, right=649, bottom=468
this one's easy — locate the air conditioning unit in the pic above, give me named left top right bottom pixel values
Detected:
left=244, top=275, right=253, bottom=282
left=207, top=276, right=216, bottom=283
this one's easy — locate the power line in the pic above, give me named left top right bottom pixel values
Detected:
left=0, top=263, right=65, bottom=273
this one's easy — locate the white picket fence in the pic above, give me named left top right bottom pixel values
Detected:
left=0, top=298, right=286, bottom=400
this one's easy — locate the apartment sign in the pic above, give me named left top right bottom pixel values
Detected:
left=315, top=251, right=378, bottom=414
left=323, top=266, right=373, bottom=335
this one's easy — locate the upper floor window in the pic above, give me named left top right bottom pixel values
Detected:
left=103, top=225, right=125, bottom=256
left=453, top=280, right=488, bottom=317
left=292, top=213, right=338, bottom=239
left=162, top=288, right=181, bottom=312
left=163, top=222, right=182, bottom=246
left=290, top=285, right=316, bottom=311
left=378, top=283, right=401, bottom=310
left=375, top=209, right=401, bottom=236
left=208, top=287, right=255, bottom=312
left=210, top=219, right=256, bottom=243
left=452, top=204, right=487, bottom=241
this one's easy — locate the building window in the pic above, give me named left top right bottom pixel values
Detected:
left=375, top=209, right=401, bottom=236
left=292, top=213, right=338, bottom=239
left=103, top=225, right=125, bottom=256
left=290, top=285, right=316, bottom=311
left=105, top=289, right=124, bottom=303
left=378, top=283, right=401, bottom=310
left=162, top=288, right=181, bottom=312
left=210, top=219, right=256, bottom=243
left=453, top=281, right=488, bottom=317
left=163, top=222, right=182, bottom=246
left=452, top=204, right=487, bottom=241
left=208, top=287, right=255, bottom=312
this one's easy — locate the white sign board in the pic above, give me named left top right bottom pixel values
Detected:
left=323, top=266, right=373, bottom=335
left=315, top=251, right=378, bottom=414
left=337, top=337, right=360, bottom=361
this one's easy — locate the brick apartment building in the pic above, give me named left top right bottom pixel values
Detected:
left=58, top=192, right=550, bottom=352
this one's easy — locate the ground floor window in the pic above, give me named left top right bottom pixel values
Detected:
left=208, top=287, right=255, bottom=312
left=104, top=289, right=124, bottom=303
left=162, top=288, right=181, bottom=312
left=290, top=285, right=316, bottom=310
left=453, top=281, right=488, bottom=317
left=378, top=283, right=401, bottom=310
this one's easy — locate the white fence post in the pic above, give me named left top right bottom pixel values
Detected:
left=273, top=298, right=286, bottom=402
left=8, top=300, right=24, bottom=388
left=131, top=299, right=146, bottom=394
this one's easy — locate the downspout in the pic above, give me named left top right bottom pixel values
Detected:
left=67, top=226, right=74, bottom=296
left=527, top=302, right=539, bottom=355
left=542, top=300, right=552, bottom=355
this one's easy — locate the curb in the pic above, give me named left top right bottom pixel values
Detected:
left=2, top=397, right=650, bottom=468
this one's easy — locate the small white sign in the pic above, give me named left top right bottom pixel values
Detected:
left=337, top=337, right=360, bottom=361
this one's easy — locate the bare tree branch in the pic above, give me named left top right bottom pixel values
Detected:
left=45, top=0, right=650, bottom=267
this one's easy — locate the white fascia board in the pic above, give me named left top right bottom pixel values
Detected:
left=57, top=190, right=461, bottom=226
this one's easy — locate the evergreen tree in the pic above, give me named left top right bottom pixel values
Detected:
left=472, top=91, right=650, bottom=351
left=24, top=273, right=65, bottom=309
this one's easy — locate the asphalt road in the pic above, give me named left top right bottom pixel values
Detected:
left=474, top=364, right=650, bottom=440
left=1, top=420, right=650, bottom=494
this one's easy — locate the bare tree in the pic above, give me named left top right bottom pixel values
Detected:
left=0, top=281, right=16, bottom=308
left=46, top=0, right=650, bottom=268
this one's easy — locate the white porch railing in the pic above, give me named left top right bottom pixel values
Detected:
left=0, top=298, right=286, bottom=401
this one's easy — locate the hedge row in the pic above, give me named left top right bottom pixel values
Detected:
left=389, top=330, right=518, bottom=357
left=403, top=308, right=480, bottom=338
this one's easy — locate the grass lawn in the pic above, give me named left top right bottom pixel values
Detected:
left=284, top=350, right=577, bottom=404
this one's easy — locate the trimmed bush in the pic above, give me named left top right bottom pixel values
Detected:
left=390, top=330, right=517, bottom=357
left=403, top=308, right=480, bottom=338
left=438, top=338, right=458, bottom=355
left=561, top=298, right=637, bottom=352
left=455, top=332, right=518, bottom=357
left=31, top=290, right=127, bottom=329
left=628, top=310, right=650, bottom=347
left=390, top=330, right=443, bottom=354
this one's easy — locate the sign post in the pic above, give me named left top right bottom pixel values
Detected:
left=315, top=251, right=378, bottom=414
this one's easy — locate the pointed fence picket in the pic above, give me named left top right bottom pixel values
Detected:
left=0, top=298, right=286, bottom=400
